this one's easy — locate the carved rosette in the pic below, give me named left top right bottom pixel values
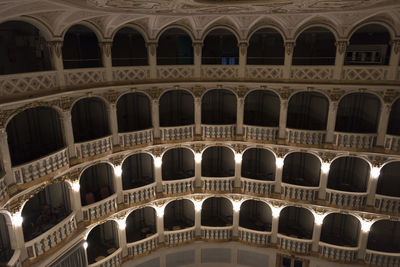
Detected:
left=327, top=88, right=345, bottom=102
left=335, top=41, right=348, bottom=55
left=284, top=42, right=295, bottom=55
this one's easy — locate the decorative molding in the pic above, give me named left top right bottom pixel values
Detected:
left=284, top=42, right=295, bottom=56
left=335, top=41, right=348, bottom=55
left=47, top=41, right=63, bottom=58
left=103, top=90, right=120, bottom=104
left=232, top=143, right=246, bottom=153
left=99, top=42, right=113, bottom=58
left=318, top=152, right=336, bottom=163
left=236, top=86, right=249, bottom=98
left=191, top=143, right=205, bottom=153
left=273, top=147, right=288, bottom=158
left=191, top=86, right=206, bottom=98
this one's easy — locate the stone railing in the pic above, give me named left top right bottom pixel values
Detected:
left=164, top=226, right=195, bottom=246
left=64, top=68, right=106, bottom=86
left=326, top=189, right=367, bottom=209
left=202, top=177, right=235, bottom=192
left=160, top=125, right=194, bottom=142
left=201, top=65, right=239, bottom=79
left=75, top=135, right=112, bottom=159
left=201, top=124, right=236, bottom=139
left=201, top=226, right=233, bottom=241
left=112, top=66, right=150, bottom=81
left=290, top=66, right=334, bottom=80
left=241, top=177, right=274, bottom=196
left=25, top=212, right=76, bottom=259
left=319, top=242, right=358, bottom=262
left=277, top=234, right=312, bottom=254
left=238, top=227, right=272, bottom=246
left=384, top=134, right=400, bottom=152
left=365, top=249, right=400, bottom=267
left=375, top=194, right=400, bottom=214
left=127, top=234, right=159, bottom=257
left=88, top=247, right=122, bottom=267
left=286, top=128, right=326, bottom=145
left=119, top=129, right=153, bottom=148
left=82, top=194, right=118, bottom=221
left=281, top=183, right=319, bottom=201
left=162, top=177, right=194, bottom=195
left=0, top=176, right=7, bottom=202
left=342, top=66, right=389, bottom=80
left=156, top=65, right=195, bottom=79
left=7, top=249, right=21, bottom=267
left=243, top=125, right=279, bottom=142
left=0, top=71, right=57, bottom=97
left=12, top=148, right=68, bottom=184
left=123, top=182, right=156, bottom=205
left=245, top=65, right=284, bottom=79
left=333, top=132, right=376, bottom=149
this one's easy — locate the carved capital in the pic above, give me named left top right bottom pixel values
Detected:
left=47, top=41, right=63, bottom=58
left=191, top=143, right=205, bottom=154
left=278, top=87, right=292, bottom=100
left=284, top=42, right=295, bottom=56
left=390, top=39, right=400, bottom=54
left=232, top=143, right=246, bottom=153
left=236, top=86, right=249, bottom=98
left=99, top=42, right=113, bottom=58
left=368, top=155, right=387, bottom=168
left=103, top=90, right=120, bottom=104
left=383, top=89, right=399, bottom=104
left=335, top=41, right=348, bottom=55
left=192, top=86, right=206, bottom=98
left=238, top=42, right=248, bottom=56
left=151, top=147, right=164, bottom=157
left=112, top=155, right=124, bottom=166
left=148, top=87, right=161, bottom=100
left=328, top=88, right=345, bottom=102
left=146, top=42, right=158, bottom=57
left=273, top=147, right=288, bottom=158
left=192, top=42, right=203, bottom=57
left=318, top=152, right=336, bottom=163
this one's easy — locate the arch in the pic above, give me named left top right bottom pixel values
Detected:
left=62, top=24, right=102, bottom=69
left=287, top=91, right=329, bottom=130
left=282, top=152, right=321, bottom=187
left=239, top=200, right=272, bottom=232
left=202, top=89, right=237, bottom=125
left=157, top=27, right=194, bottom=65
left=117, top=92, right=152, bottom=132
left=335, top=92, right=381, bottom=133
left=156, top=25, right=195, bottom=43
left=347, top=21, right=395, bottom=42
left=201, top=197, right=233, bottom=227
left=241, top=148, right=275, bottom=181
left=122, top=153, right=154, bottom=190
left=164, top=199, right=194, bottom=230
left=376, top=161, right=400, bottom=197
left=112, top=27, right=147, bottom=66
left=244, top=90, right=280, bottom=127
left=71, top=97, right=110, bottom=142
left=327, top=156, right=370, bottom=192
left=86, top=220, right=119, bottom=264
left=202, top=27, right=239, bottom=65
left=293, top=18, right=340, bottom=41
left=321, top=213, right=360, bottom=247
left=278, top=206, right=314, bottom=239
left=162, top=148, right=194, bottom=181
left=368, top=220, right=400, bottom=252
left=387, top=98, right=400, bottom=135
left=247, top=27, right=285, bottom=65
left=0, top=20, right=52, bottom=75
left=6, top=106, right=64, bottom=166
left=159, top=89, right=194, bottom=127
left=126, top=206, right=157, bottom=243
left=202, top=146, right=235, bottom=177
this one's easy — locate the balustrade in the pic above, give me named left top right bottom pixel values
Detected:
left=281, top=183, right=319, bottom=201
left=238, top=227, right=271, bottom=246
left=162, top=177, right=194, bottom=195
left=245, top=66, right=283, bottom=79
left=375, top=194, right=400, bottom=214
left=164, top=226, right=195, bottom=245
left=64, top=68, right=106, bottom=86
left=6, top=250, right=21, bottom=267
left=243, top=125, right=278, bottom=142
left=290, top=66, right=334, bottom=80
left=0, top=177, right=7, bottom=202
left=112, top=66, right=150, bottom=81
left=127, top=234, right=159, bottom=257
left=82, top=194, right=118, bottom=221
left=201, top=226, right=233, bottom=241
left=286, top=128, right=326, bottom=145
left=160, top=125, right=194, bottom=142
left=201, top=65, right=239, bottom=79
left=365, top=249, right=400, bottom=267
left=277, top=234, right=312, bottom=254
left=319, top=242, right=358, bottom=262
left=333, top=132, right=376, bottom=149
left=123, top=183, right=156, bottom=205
left=88, top=248, right=122, bottom=267
left=342, top=66, right=389, bottom=80
left=326, top=189, right=367, bottom=209
left=384, top=135, right=400, bottom=152
left=156, top=66, right=195, bottom=79
left=75, top=136, right=112, bottom=159
left=119, top=129, right=153, bottom=148
left=201, top=125, right=236, bottom=139
left=241, top=177, right=274, bottom=196
left=201, top=177, right=235, bottom=192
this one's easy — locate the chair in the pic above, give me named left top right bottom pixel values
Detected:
left=85, top=192, right=95, bottom=205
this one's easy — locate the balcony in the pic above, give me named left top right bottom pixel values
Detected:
left=164, top=226, right=195, bottom=246
left=201, top=177, right=235, bottom=193
left=162, top=177, right=194, bottom=195
left=243, top=125, right=278, bottom=142
left=119, top=129, right=153, bottom=148
left=127, top=234, right=158, bottom=257
left=374, top=194, right=400, bottom=214
left=277, top=234, right=312, bottom=254
left=281, top=183, right=319, bottom=201
left=123, top=182, right=156, bottom=205
left=201, top=226, right=233, bottom=241
left=64, top=68, right=106, bottom=87
left=384, top=134, right=400, bottom=153
left=365, top=249, right=400, bottom=266
left=326, top=188, right=367, bottom=209
left=75, top=135, right=112, bottom=160
left=82, top=193, right=118, bottom=221
left=318, top=241, right=358, bottom=262
left=333, top=132, right=377, bottom=149
left=201, top=124, right=236, bottom=140
left=241, top=177, right=274, bottom=196
left=286, top=128, right=326, bottom=146
left=238, top=227, right=272, bottom=246
left=160, top=125, right=194, bottom=142
left=88, top=247, right=122, bottom=267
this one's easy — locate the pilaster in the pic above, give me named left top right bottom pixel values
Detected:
left=325, top=101, right=338, bottom=144
left=107, top=104, right=119, bottom=147
left=61, top=111, right=76, bottom=158
left=333, top=41, right=348, bottom=79
left=389, top=39, right=400, bottom=80
left=147, top=42, right=158, bottom=79
left=193, top=42, right=203, bottom=78
left=311, top=223, right=322, bottom=252
left=99, top=41, right=113, bottom=81
left=278, top=100, right=288, bottom=139
left=238, top=42, right=248, bottom=78
left=283, top=42, right=295, bottom=79
left=0, top=128, right=14, bottom=185
left=376, top=103, right=391, bottom=147
left=47, top=41, right=66, bottom=86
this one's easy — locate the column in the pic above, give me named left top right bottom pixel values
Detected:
left=61, top=111, right=76, bottom=158
left=278, top=100, right=288, bottom=139
left=238, top=42, right=248, bottom=78
left=47, top=41, right=65, bottom=86
left=154, top=160, right=163, bottom=193
left=333, top=41, right=348, bottom=79
left=357, top=230, right=369, bottom=260
left=232, top=208, right=239, bottom=238
left=318, top=171, right=329, bottom=200
left=234, top=158, right=242, bottom=189
left=194, top=155, right=202, bottom=188
left=0, top=128, right=14, bottom=185
left=274, top=165, right=283, bottom=194
left=147, top=42, right=158, bottom=79
left=389, top=39, right=400, bottom=80
left=193, top=42, right=203, bottom=78
left=152, top=99, right=160, bottom=139
left=236, top=97, right=244, bottom=137
left=11, top=219, right=27, bottom=260
left=376, top=104, right=391, bottom=147
left=194, top=205, right=201, bottom=237
left=113, top=172, right=124, bottom=204
left=69, top=185, right=83, bottom=222
left=118, top=226, right=128, bottom=257
left=311, top=223, right=322, bottom=252
left=194, top=97, right=202, bottom=136
left=100, top=41, right=113, bottom=81
left=156, top=209, right=165, bottom=243
left=283, top=42, right=295, bottom=79
left=107, top=104, right=119, bottom=146
left=271, top=215, right=279, bottom=243
left=366, top=172, right=379, bottom=206
left=325, top=101, right=338, bottom=144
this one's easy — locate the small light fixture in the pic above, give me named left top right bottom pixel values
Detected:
left=371, top=167, right=381, bottom=179
left=114, top=165, right=122, bottom=177
left=232, top=201, right=241, bottom=212
left=321, top=162, right=330, bottom=174
left=195, top=153, right=202, bottom=163
left=194, top=201, right=202, bottom=212
left=361, top=220, right=373, bottom=233
left=156, top=206, right=164, bottom=217
left=314, top=213, right=325, bottom=225
left=83, top=241, right=88, bottom=249
left=117, top=220, right=126, bottom=230
left=276, top=158, right=284, bottom=169
left=235, top=153, right=242, bottom=164
left=154, top=157, right=162, bottom=168
left=271, top=206, right=282, bottom=218
left=71, top=181, right=80, bottom=192
left=11, top=212, right=23, bottom=227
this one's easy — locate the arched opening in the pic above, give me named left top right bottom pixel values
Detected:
left=321, top=213, right=360, bottom=247
left=159, top=90, right=194, bottom=127
left=293, top=27, right=336, bottom=65
left=327, top=157, right=369, bottom=192
left=201, top=197, right=233, bottom=226
left=239, top=200, right=272, bottom=232
left=244, top=90, right=280, bottom=127
left=7, top=107, right=64, bottom=166
left=376, top=162, right=400, bottom=197
left=71, top=97, right=110, bottom=142
left=202, top=29, right=238, bottom=65
left=247, top=28, right=284, bottom=65
left=241, top=148, right=275, bottom=181
left=368, top=220, right=400, bottom=252
left=164, top=199, right=194, bottom=230
left=122, top=153, right=154, bottom=190
left=62, top=25, right=101, bottom=69
left=335, top=93, right=381, bottom=133
left=162, top=148, right=194, bottom=181
left=278, top=206, right=314, bottom=239
left=345, top=24, right=391, bottom=65
left=387, top=98, right=400, bottom=136
left=86, top=220, right=119, bottom=264
left=157, top=28, right=193, bottom=65
left=0, top=214, right=13, bottom=264
left=112, top=27, right=147, bottom=66
left=287, top=92, right=329, bottom=130
left=80, top=163, right=114, bottom=206
left=202, top=146, right=234, bottom=177
left=0, top=21, right=51, bottom=74
left=22, top=182, right=71, bottom=241
left=126, top=207, right=156, bottom=243
left=202, top=89, right=237, bottom=124
left=117, top=93, right=152, bottom=132
left=282, top=153, right=321, bottom=187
